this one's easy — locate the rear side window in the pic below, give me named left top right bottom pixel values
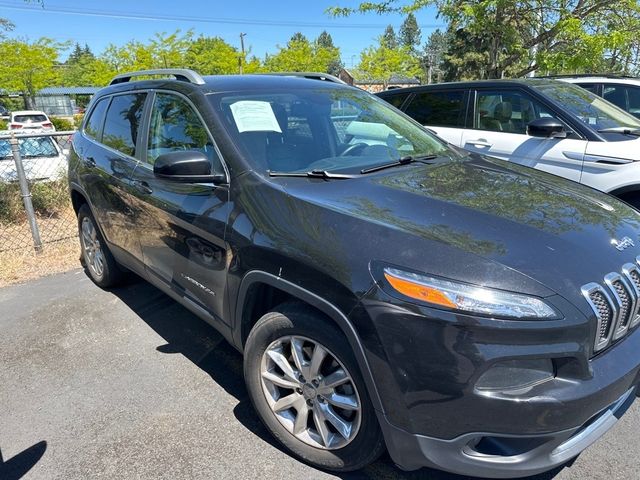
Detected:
left=84, top=98, right=109, bottom=140
left=382, top=92, right=411, bottom=110
left=102, top=93, right=147, bottom=157
left=404, top=90, right=465, bottom=127
left=576, top=83, right=599, bottom=94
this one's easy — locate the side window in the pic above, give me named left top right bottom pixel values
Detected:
left=627, top=87, right=640, bottom=118
left=577, top=83, right=599, bottom=94
left=146, top=93, right=221, bottom=168
left=403, top=90, right=465, bottom=127
left=102, top=94, right=146, bottom=157
left=603, top=85, right=627, bottom=110
left=475, top=90, right=558, bottom=134
left=84, top=97, right=109, bottom=140
left=383, top=92, right=411, bottom=110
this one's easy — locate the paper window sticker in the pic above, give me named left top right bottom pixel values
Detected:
left=230, top=101, right=282, bottom=133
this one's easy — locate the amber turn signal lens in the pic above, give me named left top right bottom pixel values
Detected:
left=384, top=272, right=457, bottom=308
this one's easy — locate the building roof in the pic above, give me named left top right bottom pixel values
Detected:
left=37, top=87, right=101, bottom=96
left=355, top=75, right=421, bottom=85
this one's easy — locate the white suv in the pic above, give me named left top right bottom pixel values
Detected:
left=377, top=79, right=640, bottom=206
left=555, top=75, right=640, bottom=119
left=9, top=110, right=55, bottom=131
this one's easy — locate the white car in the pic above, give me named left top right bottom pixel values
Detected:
left=9, top=110, right=55, bottom=131
left=377, top=79, right=640, bottom=206
left=0, top=136, right=68, bottom=182
left=554, top=75, right=640, bottom=119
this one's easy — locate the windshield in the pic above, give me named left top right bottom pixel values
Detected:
left=0, top=137, right=58, bottom=160
left=535, top=82, right=640, bottom=131
left=209, top=87, right=451, bottom=174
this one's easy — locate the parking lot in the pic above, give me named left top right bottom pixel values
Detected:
left=1, top=270, right=639, bottom=480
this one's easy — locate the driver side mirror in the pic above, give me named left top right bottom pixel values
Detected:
left=527, top=118, right=567, bottom=139
left=153, top=151, right=226, bottom=184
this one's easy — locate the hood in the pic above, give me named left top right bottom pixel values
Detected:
left=276, top=155, right=640, bottom=313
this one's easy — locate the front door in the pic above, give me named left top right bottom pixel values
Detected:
left=130, top=92, right=232, bottom=323
left=461, top=88, right=586, bottom=182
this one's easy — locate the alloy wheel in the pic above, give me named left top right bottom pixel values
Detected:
left=81, top=216, right=105, bottom=279
left=260, top=335, right=362, bottom=450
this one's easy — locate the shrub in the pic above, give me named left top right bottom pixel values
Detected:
left=50, top=117, right=75, bottom=131
left=0, top=119, right=7, bottom=130
left=73, top=114, right=84, bottom=130
left=0, top=182, right=24, bottom=223
left=0, top=179, right=70, bottom=224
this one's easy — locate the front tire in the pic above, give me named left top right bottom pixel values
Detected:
left=77, top=204, right=124, bottom=288
left=244, top=302, right=385, bottom=472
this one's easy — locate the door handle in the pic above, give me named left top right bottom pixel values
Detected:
left=466, top=139, right=493, bottom=148
left=132, top=180, right=153, bottom=195
left=85, top=156, right=96, bottom=167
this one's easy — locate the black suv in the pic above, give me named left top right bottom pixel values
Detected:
left=69, top=69, right=640, bottom=477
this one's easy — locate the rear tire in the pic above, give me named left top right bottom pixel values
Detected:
left=77, top=204, right=124, bottom=288
left=244, top=302, right=385, bottom=472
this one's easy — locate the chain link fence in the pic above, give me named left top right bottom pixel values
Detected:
left=0, top=131, right=77, bottom=253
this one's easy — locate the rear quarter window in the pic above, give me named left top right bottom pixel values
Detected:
left=404, top=90, right=465, bottom=127
left=84, top=98, right=109, bottom=140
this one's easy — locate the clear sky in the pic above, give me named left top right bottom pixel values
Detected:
left=1, top=0, right=443, bottom=66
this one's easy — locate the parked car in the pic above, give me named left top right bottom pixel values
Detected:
left=551, top=75, right=640, bottom=119
left=69, top=69, right=640, bottom=478
left=0, top=135, right=67, bottom=182
left=377, top=79, right=640, bottom=206
left=9, top=110, right=55, bottom=131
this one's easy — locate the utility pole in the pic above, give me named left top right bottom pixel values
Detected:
left=239, top=32, right=247, bottom=74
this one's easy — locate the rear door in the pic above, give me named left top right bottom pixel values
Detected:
left=79, top=93, right=147, bottom=261
left=130, top=91, right=232, bottom=322
left=401, top=89, right=467, bottom=146
left=460, top=88, right=586, bottom=181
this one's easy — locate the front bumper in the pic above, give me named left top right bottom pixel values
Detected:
left=379, top=386, right=636, bottom=478
left=355, top=288, right=640, bottom=477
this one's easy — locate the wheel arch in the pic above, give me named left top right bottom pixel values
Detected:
left=233, top=270, right=385, bottom=413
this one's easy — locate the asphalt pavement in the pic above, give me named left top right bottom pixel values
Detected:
left=1, top=270, right=638, bottom=480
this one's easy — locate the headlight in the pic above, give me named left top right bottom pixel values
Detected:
left=382, top=267, right=559, bottom=319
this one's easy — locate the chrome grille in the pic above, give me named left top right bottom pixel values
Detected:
left=581, top=257, right=640, bottom=354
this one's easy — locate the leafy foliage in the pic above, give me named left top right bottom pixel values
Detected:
left=264, top=33, right=341, bottom=73
left=357, top=35, right=421, bottom=85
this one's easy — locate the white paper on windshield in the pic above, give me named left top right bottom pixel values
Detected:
left=230, top=101, right=282, bottom=133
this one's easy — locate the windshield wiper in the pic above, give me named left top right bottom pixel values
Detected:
left=268, top=169, right=356, bottom=179
left=360, top=154, right=439, bottom=174
left=597, top=127, right=640, bottom=136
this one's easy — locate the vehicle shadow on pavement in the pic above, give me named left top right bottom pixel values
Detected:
left=0, top=441, right=47, bottom=480
left=109, top=276, right=571, bottom=480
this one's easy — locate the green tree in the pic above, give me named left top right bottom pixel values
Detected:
left=423, top=29, right=448, bottom=83
left=357, top=36, right=421, bottom=87
left=0, top=38, right=63, bottom=108
left=399, top=12, right=421, bottom=53
left=264, top=33, right=341, bottom=73
left=381, top=25, right=398, bottom=49
left=316, top=31, right=344, bottom=75
left=185, top=36, right=241, bottom=74
left=149, top=30, right=192, bottom=68
left=329, top=1, right=640, bottom=78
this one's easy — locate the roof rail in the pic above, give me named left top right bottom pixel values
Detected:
left=537, top=73, right=637, bottom=80
left=109, top=69, right=205, bottom=86
left=261, top=72, right=347, bottom=85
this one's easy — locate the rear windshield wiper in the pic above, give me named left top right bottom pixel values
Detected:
left=360, top=154, right=439, bottom=174
left=268, top=169, right=356, bottom=179
left=597, top=127, right=640, bottom=136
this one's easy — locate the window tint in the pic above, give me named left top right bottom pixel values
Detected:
left=84, top=98, right=109, bottom=140
left=602, top=85, right=640, bottom=117
left=576, top=83, right=599, bottom=94
left=146, top=93, right=220, bottom=167
left=404, top=90, right=465, bottom=127
left=475, top=90, right=558, bottom=134
left=102, top=94, right=146, bottom=157
left=382, top=92, right=411, bottom=110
